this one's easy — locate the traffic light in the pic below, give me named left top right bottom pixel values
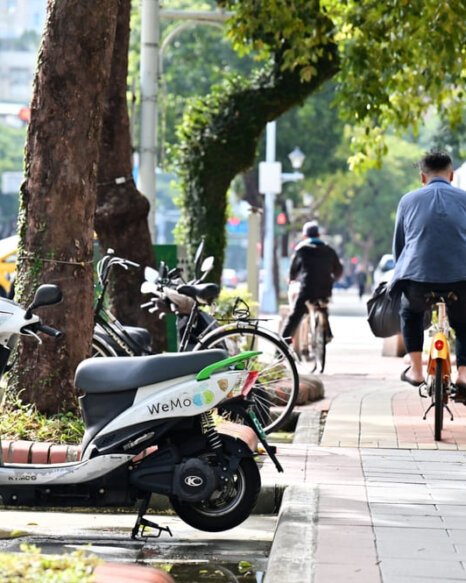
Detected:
left=276, top=212, right=287, bottom=226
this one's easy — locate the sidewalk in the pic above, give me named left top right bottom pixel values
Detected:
left=263, top=289, right=466, bottom=583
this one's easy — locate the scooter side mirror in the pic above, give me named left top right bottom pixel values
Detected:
left=26, top=284, right=62, bottom=318
left=144, top=266, right=159, bottom=284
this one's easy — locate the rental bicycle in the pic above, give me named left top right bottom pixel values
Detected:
left=420, top=292, right=459, bottom=441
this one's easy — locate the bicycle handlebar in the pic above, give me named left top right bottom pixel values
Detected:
left=97, top=252, right=141, bottom=286
left=36, top=323, right=63, bottom=338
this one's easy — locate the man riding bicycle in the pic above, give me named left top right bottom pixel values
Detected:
left=390, top=151, right=466, bottom=395
left=281, top=221, right=343, bottom=341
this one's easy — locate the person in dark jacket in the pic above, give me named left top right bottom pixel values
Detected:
left=390, top=151, right=466, bottom=392
left=281, top=221, right=343, bottom=340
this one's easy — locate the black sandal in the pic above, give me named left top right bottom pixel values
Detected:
left=400, top=367, right=424, bottom=387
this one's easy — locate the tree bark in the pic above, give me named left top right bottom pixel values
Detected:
left=95, top=0, right=167, bottom=353
left=12, top=0, right=119, bottom=414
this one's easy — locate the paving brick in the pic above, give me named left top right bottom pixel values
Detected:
left=218, top=421, right=258, bottom=452
left=2, top=439, right=12, bottom=462
left=10, top=440, right=33, bottom=463
left=48, top=444, right=69, bottom=464
left=30, top=441, right=52, bottom=464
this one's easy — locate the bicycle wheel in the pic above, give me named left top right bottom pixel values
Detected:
left=433, top=357, right=444, bottom=441
left=196, top=327, right=299, bottom=434
left=312, top=313, right=326, bottom=373
left=297, top=312, right=312, bottom=362
left=91, top=334, right=117, bottom=357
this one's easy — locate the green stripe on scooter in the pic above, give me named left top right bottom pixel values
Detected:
left=196, top=351, right=261, bottom=380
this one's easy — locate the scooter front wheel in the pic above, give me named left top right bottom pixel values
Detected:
left=169, top=457, right=260, bottom=532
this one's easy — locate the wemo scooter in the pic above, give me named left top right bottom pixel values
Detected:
left=0, top=285, right=282, bottom=538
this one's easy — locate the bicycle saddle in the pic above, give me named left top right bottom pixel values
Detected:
left=177, top=283, right=220, bottom=305
left=424, top=291, right=458, bottom=305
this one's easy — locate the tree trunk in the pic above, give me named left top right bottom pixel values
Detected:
left=95, top=0, right=167, bottom=353
left=12, top=0, right=119, bottom=414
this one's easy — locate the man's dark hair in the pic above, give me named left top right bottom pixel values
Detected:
left=417, top=151, right=453, bottom=174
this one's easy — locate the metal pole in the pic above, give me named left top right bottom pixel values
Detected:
left=260, top=122, right=277, bottom=314
left=138, top=0, right=160, bottom=243
left=247, top=207, right=261, bottom=304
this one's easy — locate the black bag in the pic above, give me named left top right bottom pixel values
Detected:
left=366, top=281, right=401, bottom=338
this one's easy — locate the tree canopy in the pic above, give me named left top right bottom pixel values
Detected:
left=169, top=0, right=465, bottom=275
left=222, top=0, right=465, bottom=161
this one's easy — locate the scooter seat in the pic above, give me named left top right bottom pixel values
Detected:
left=75, top=349, right=228, bottom=393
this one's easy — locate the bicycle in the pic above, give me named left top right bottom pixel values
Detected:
left=92, top=250, right=151, bottom=358
left=420, top=292, right=458, bottom=441
left=288, top=284, right=331, bottom=373
left=192, top=297, right=299, bottom=434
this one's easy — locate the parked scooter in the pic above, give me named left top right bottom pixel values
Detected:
left=0, top=285, right=282, bottom=537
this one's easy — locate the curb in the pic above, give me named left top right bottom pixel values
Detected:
left=264, top=484, right=318, bottom=583
left=1, top=422, right=258, bottom=465
left=1, top=439, right=81, bottom=464
left=293, top=409, right=322, bottom=445
left=263, top=410, right=321, bottom=583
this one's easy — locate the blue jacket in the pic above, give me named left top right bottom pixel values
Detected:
left=390, top=177, right=466, bottom=290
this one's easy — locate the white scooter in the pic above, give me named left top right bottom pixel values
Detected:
left=0, top=284, right=282, bottom=538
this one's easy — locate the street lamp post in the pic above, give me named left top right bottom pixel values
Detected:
left=258, top=122, right=305, bottom=313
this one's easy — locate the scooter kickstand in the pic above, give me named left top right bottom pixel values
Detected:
left=131, top=496, right=173, bottom=540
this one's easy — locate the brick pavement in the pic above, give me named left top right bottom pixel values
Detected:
left=264, top=289, right=466, bottom=583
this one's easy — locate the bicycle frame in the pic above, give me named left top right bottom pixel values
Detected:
left=426, top=302, right=451, bottom=378
left=93, top=251, right=151, bottom=357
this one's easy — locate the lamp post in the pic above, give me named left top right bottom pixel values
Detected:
left=258, top=122, right=305, bottom=313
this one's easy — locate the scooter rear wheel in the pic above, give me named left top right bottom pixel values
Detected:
left=169, top=457, right=260, bottom=532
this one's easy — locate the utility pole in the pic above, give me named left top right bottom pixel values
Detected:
left=138, top=0, right=160, bottom=243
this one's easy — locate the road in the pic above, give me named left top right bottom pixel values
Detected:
left=0, top=510, right=275, bottom=581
